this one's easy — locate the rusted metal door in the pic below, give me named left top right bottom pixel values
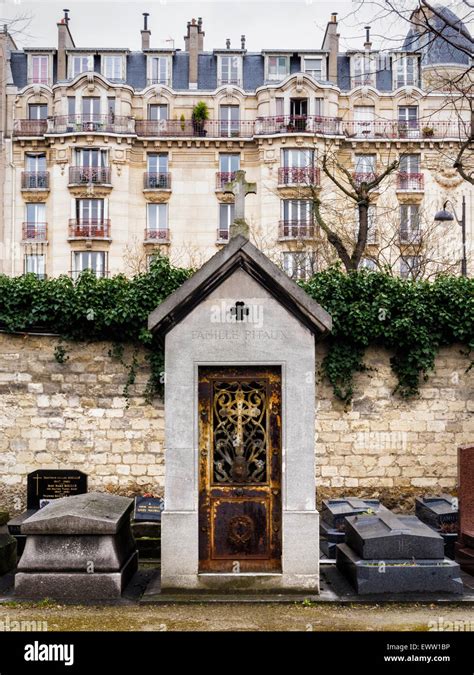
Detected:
left=198, top=366, right=282, bottom=572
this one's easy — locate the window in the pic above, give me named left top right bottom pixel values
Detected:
left=75, top=200, right=106, bottom=237
left=282, top=199, right=312, bottom=223
left=147, top=203, right=168, bottom=235
left=73, top=149, right=108, bottom=184
left=275, top=98, right=284, bottom=117
left=28, top=104, right=48, bottom=120
left=355, top=205, right=378, bottom=244
left=146, top=153, right=169, bottom=188
left=355, top=154, right=377, bottom=179
left=219, top=55, right=242, bottom=85
left=24, top=203, right=46, bottom=240
left=75, top=149, right=107, bottom=168
left=400, top=154, right=420, bottom=174
left=400, top=204, right=420, bottom=243
left=314, top=98, right=323, bottom=117
left=82, top=97, right=101, bottom=121
left=218, top=154, right=240, bottom=187
left=282, top=251, right=312, bottom=281
left=148, top=56, right=170, bottom=85
left=72, top=251, right=107, bottom=279
left=395, top=55, right=419, bottom=88
left=24, top=254, right=46, bottom=278
left=30, top=55, right=49, bottom=84
left=303, top=58, right=323, bottom=81
left=281, top=149, right=315, bottom=184
left=102, top=55, right=124, bottom=81
left=267, top=56, right=289, bottom=81
left=219, top=203, right=235, bottom=240
left=148, top=104, right=168, bottom=121
left=69, top=55, right=93, bottom=78
left=400, top=256, right=421, bottom=279
left=282, top=149, right=314, bottom=168
left=351, top=53, right=376, bottom=86
left=398, top=106, right=418, bottom=137
left=24, top=154, right=47, bottom=189
left=354, top=105, right=375, bottom=136
left=219, top=105, right=240, bottom=137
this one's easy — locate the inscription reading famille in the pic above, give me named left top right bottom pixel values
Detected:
left=192, top=329, right=286, bottom=341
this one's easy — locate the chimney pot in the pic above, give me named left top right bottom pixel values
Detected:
left=143, top=12, right=149, bottom=31
left=365, top=25, right=371, bottom=43
left=226, top=38, right=231, bottom=49
left=63, top=9, right=70, bottom=24
left=241, top=34, right=246, bottom=49
left=331, top=12, right=338, bottom=22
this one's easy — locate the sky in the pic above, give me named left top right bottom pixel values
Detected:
left=0, top=0, right=470, bottom=52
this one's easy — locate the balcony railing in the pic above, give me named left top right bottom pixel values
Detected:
left=27, top=77, right=51, bottom=86
left=22, top=222, right=48, bottom=241
left=143, top=172, right=171, bottom=189
left=13, top=119, right=48, bottom=136
left=69, top=167, right=111, bottom=185
left=217, top=228, right=230, bottom=242
left=135, top=119, right=254, bottom=138
left=217, top=78, right=243, bottom=87
left=49, top=115, right=134, bottom=135
left=278, top=221, right=315, bottom=240
left=21, top=172, right=50, bottom=190
left=146, top=78, right=171, bottom=87
left=216, top=171, right=238, bottom=189
left=353, top=172, right=378, bottom=186
left=68, top=219, right=111, bottom=239
left=278, top=167, right=320, bottom=186
left=144, top=228, right=170, bottom=242
left=343, top=120, right=467, bottom=140
left=397, top=172, right=424, bottom=191
left=255, top=115, right=342, bottom=136
left=400, top=228, right=422, bottom=245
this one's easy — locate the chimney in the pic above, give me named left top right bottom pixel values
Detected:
left=322, top=13, right=339, bottom=84
left=57, top=8, right=75, bottom=81
left=184, top=18, right=204, bottom=90
left=241, top=35, right=246, bottom=50
left=364, top=26, right=372, bottom=50
left=141, top=13, right=151, bottom=50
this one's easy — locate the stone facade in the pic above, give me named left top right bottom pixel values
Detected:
left=0, top=333, right=471, bottom=514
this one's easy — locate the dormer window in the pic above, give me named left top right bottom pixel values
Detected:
left=394, top=54, right=420, bottom=88
left=218, top=55, right=242, bottom=86
left=302, top=57, right=324, bottom=81
left=69, top=54, right=93, bottom=79
left=351, top=53, right=376, bottom=87
left=102, top=55, right=125, bottom=82
left=28, top=54, right=51, bottom=85
left=147, top=55, right=172, bottom=86
left=266, top=55, right=290, bottom=82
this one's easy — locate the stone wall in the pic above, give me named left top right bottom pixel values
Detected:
left=0, top=333, right=472, bottom=513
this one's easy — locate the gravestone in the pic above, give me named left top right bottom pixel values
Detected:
left=147, top=234, right=332, bottom=593
left=337, top=512, right=462, bottom=595
left=8, top=469, right=88, bottom=557
left=223, top=169, right=256, bottom=238
left=415, top=494, right=458, bottom=559
left=455, top=444, right=474, bottom=575
left=15, top=493, right=137, bottom=600
left=132, top=496, right=164, bottom=560
left=320, top=498, right=390, bottom=558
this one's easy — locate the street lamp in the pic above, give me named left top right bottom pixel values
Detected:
left=434, top=195, right=467, bottom=277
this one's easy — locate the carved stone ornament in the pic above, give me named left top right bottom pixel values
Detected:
left=434, top=168, right=464, bottom=189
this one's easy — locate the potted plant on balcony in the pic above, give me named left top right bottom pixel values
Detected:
left=192, top=101, right=209, bottom=137
left=422, top=126, right=434, bottom=138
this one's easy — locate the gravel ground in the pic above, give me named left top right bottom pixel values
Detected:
left=0, top=602, right=473, bottom=631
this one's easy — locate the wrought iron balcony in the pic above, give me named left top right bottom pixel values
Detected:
left=135, top=119, right=254, bottom=138
left=278, top=167, right=320, bottom=186
left=343, top=120, right=467, bottom=140
left=143, top=172, right=171, bottom=190
left=399, top=228, right=422, bottom=245
left=396, top=172, right=424, bottom=191
left=216, top=228, right=230, bottom=242
left=216, top=171, right=238, bottom=189
left=278, top=220, right=315, bottom=240
left=68, top=219, right=111, bottom=239
left=144, top=227, right=170, bottom=243
left=255, top=115, right=342, bottom=136
left=22, top=222, right=48, bottom=241
left=69, top=167, right=111, bottom=185
left=13, top=119, right=48, bottom=136
left=217, top=78, right=243, bottom=87
left=353, top=172, right=378, bottom=187
left=49, top=115, right=134, bottom=135
left=146, top=78, right=171, bottom=87
left=27, top=77, right=51, bottom=86
left=21, top=172, right=50, bottom=190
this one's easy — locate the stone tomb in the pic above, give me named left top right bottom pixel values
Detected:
left=415, top=494, right=458, bottom=559
left=148, top=234, right=332, bottom=593
left=8, top=469, right=88, bottom=556
left=320, top=498, right=390, bottom=559
left=455, top=444, right=474, bottom=575
left=337, top=512, right=462, bottom=595
left=15, top=493, right=137, bottom=600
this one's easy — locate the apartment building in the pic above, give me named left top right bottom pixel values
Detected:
left=0, top=7, right=471, bottom=280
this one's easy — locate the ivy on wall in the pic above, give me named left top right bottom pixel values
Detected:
left=0, top=258, right=472, bottom=403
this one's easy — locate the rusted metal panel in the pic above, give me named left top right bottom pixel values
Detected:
left=199, top=366, right=282, bottom=572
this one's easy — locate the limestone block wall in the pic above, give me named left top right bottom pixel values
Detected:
left=0, top=333, right=472, bottom=513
